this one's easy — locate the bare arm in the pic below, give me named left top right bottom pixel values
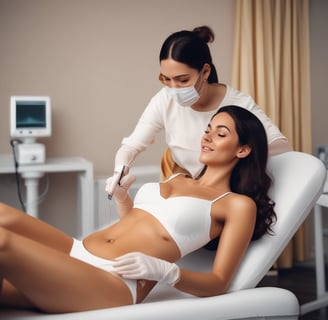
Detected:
left=174, top=195, right=256, bottom=297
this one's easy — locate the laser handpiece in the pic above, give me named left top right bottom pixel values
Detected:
left=107, top=164, right=126, bottom=200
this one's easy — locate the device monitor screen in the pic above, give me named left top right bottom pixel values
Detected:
left=10, top=96, right=51, bottom=141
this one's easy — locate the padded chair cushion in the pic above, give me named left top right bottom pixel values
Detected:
left=0, top=287, right=299, bottom=320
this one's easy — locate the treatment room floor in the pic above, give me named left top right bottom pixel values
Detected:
left=258, top=264, right=328, bottom=320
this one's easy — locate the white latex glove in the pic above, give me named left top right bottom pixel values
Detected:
left=115, top=145, right=139, bottom=169
left=107, top=145, right=139, bottom=199
left=112, top=252, right=180, bottom=286
left=105, top=172, right=135, bottom=202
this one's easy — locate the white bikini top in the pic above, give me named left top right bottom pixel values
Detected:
left=133, top=174, right=232, bottom=257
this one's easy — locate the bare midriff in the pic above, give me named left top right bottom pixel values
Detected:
left=83, top=208, right=181, bottom=263
left=82, top=208, right=182, bottom=303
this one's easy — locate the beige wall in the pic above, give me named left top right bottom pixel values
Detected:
left=0, top=0, right=234, bottom=235
left=0, top=0, right=234, bottom=174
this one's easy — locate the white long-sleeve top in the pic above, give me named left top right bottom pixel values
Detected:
left=117, top=85, right=287, bottom=178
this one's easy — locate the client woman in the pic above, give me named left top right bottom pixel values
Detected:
left=0, top=105, right=276, bottom=313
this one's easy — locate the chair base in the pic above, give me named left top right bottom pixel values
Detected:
left=301, top=293, right=328, bottom=315
left=301, top=194, right=328, bottom=315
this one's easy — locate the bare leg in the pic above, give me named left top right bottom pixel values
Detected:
left=0, top=227, right=133, bottom=313
left=0, top=202, right=73, bottom=253
left=0, top=280, right=35, bottom=310
left=0, top=202, right=74, bottom=310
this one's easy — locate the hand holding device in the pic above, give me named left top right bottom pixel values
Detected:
left=109, top=144, right=139, bottom=199
left=105, top=169, right=135, bottom=201
left=106, top=164, right=126, bottom=200
left=112, top=252, right=180, bottom=286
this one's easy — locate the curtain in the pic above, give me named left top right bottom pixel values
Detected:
left=232, top=0, right=311, bottom=268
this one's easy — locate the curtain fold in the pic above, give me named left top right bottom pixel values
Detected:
left=232, top=0, right=311, bottom=267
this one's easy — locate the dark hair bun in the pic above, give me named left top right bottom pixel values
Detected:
left=193, top=26, right=215, bottom=44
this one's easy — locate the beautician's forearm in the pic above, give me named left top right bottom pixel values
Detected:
left=268, top=139, right=293, bottom=156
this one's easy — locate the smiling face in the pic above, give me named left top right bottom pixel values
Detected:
left=199, top=112, right=251, bottom=167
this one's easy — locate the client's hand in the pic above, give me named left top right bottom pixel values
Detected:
left=112, top=252, right=180, bottom=286
left=105, top=173, right=135, bottom=202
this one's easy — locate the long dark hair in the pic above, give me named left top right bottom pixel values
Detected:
left=159, top=26, right=219, bottom=83
left=204, top=106, right=276, bottom=248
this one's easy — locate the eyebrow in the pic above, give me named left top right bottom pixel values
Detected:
left=160, top=73, right=191, bottom=80
left=207, top=123, right=231, bottom=132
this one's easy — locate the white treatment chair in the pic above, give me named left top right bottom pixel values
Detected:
left=1, top=151, right=326, bottom=320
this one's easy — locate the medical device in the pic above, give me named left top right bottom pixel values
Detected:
left=10, top=96, right=51, bottom=164
left=107, top=164, right=125, bottom=200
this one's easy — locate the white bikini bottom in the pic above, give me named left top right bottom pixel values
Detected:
left=69, top=238, right=137, bottom=304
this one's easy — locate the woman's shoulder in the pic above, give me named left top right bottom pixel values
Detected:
left=224, top=191, right=255, bottom=205
left=213, top=192, right=256, bottom=219
left=147, top=87, right=170, bottom=105
left=220, top=84, right=256, bottom=108
left=140, top=88, right=175, bottom=121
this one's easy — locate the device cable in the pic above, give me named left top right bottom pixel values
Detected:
left=10, top=138, right=26, bottom=212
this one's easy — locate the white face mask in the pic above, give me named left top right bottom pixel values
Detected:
left=164, top=71, right=204, bottom=107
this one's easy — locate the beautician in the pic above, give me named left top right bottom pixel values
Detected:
left=108, top=25, right=291, bottom=195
